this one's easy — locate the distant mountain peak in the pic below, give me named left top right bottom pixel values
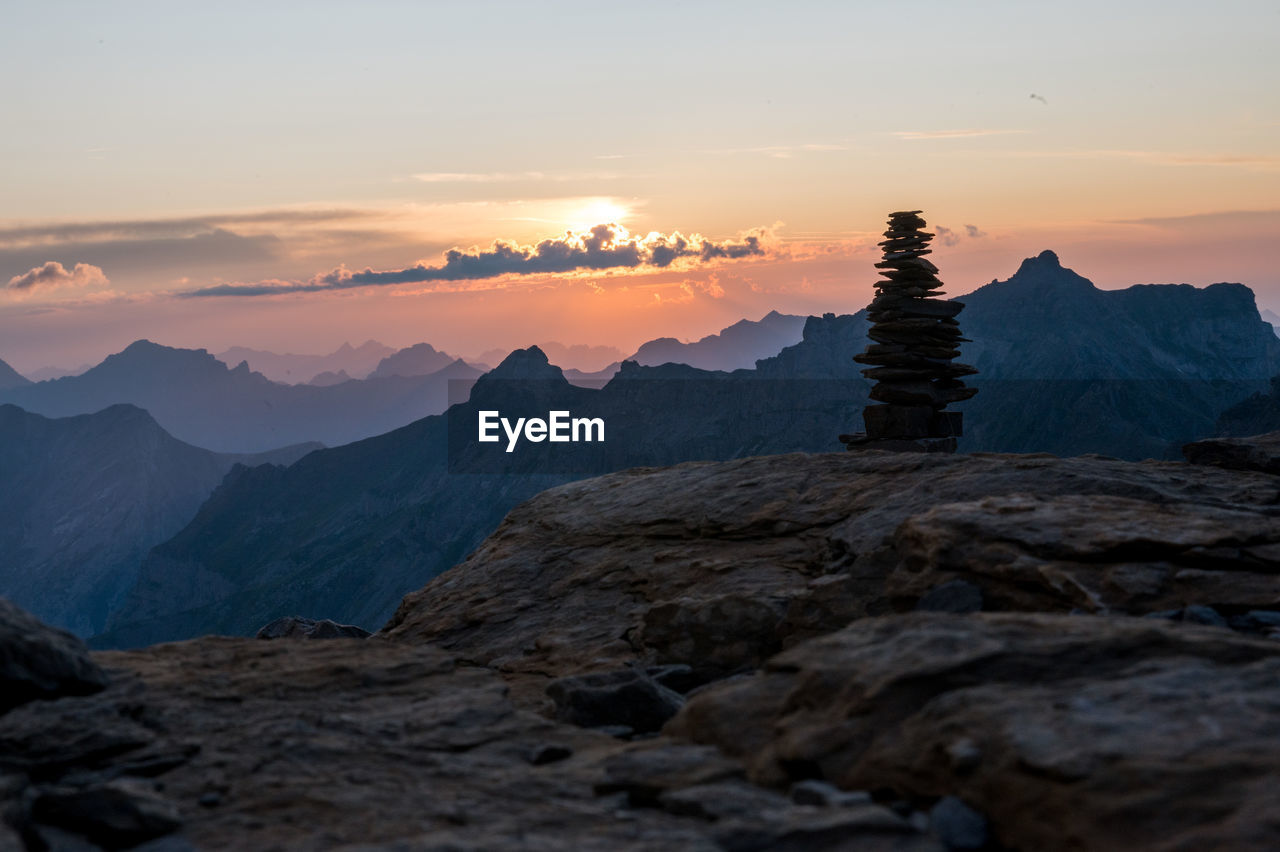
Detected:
left=485, top=345, right=566, bottom=381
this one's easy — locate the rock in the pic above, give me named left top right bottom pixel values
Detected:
left=669, top=612, right=1280, bottom=851
left=929, top=796, right=988, bottom=850
left=1183, top=431, right=1280, bottom=475
left=0, top=598, right=108, bottom=715
left=2, top=636, right=786, bottom=849
left=525, top=744, right=573, bottom=765
left=790, top=779, right=872, bottom=807
left=254, top=615, right=371, bottom=640
left=381, top=452, right=1280, bottom=681
left=547, top=668, right=685, bottom=733
left=29, top=780, right=182, bottom=848
left=885, top=492, right=1280, bottom=616
left=914, top=580, right=983, bottom=614
left=1182, top=604, right=1228, bottom=628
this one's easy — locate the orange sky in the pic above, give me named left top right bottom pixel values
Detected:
left=2, top=2, right=1278, bottom=372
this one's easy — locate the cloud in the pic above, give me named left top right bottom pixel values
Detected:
left=964, top=224, right=987, bottom=239
left=934, top=226, right=960, bottom=247
left=1007, top=150, right=1280, bottom=170
left=412, top=171, right=620, bottom=183
left=892, top=129, right=1029, bottom=140
left=7, top=261, right=109, bottom=293
left=706, top=143, right=847, bottom=159
left=187, top=223, right=772, bottom=298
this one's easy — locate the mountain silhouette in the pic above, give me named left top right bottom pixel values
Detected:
left=0, top=341, right=483, bottom=453
left=94, top=253, right=1280, bottom=646
left=0, top=356, right=31, bottom=391
left=368, top=343, right=460, bottom=379
left=627, top=310, right=806, bottom=371
left=216, top=340, right=395, bottom=383
left=0, top=403, right=318, bottom=636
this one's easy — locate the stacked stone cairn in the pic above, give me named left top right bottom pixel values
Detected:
left=841, top=210, right=977, bottom=453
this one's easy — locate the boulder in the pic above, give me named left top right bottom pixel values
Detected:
left=1183, top=431, right=1280, bottom=475
left=547, top=668, right=685, bottom=733
left=255, top=616, right=371, bottom=640
left=0, top=598, right=108, bottom=715
left=668, top=612, right=1280, bottom=851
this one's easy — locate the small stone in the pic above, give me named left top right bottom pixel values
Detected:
left=1182, top=605, right=1228, bottom=628
left=930, top=796, right=989, bottom=850
left=526, top=744, right=573, bottom=765
left=946, top=738, right=982, bottom=773
left=789, top=779, right=872, bottom=807
left=1247, top=610, right=1280, bottom=628
left=916, top=581, right=984, bottom=614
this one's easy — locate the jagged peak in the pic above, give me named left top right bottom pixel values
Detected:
left=484, top=345, right=566, bottom=382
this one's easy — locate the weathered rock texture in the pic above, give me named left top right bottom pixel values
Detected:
left=0, top=636, right=942, bottom=851
left=10, top=437, right=1280, bottom=849
left=1184, top=429, right=1280, bottom=475
left=383, top=448, right=1280, bottom=688
left=668, top=613, right=1280, bottom=852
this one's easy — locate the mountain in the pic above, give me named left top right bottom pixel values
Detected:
left=1263, top=308, right=1280, bottom=336
left=215, top=340, right=395, bottom=383
left=0, top=356, right=31, bottom=391
left=308, top=369, right=352, bottom=386
left=471, top=341, right=625, bottom=372
left=95, top=253, right=1280, bottom=646
left=24, top=363, right=91, bottom=382
left=563, top=362, right=621, bottom=386
left=368, top=343, right=459, bottom=379
left=1215, top=376, right=1280, bottom=437
left=0, top=341, right=484, bottom=453
left=627, top=310, right=806, bottom=371
left=0, top=403, right=318, bottom=636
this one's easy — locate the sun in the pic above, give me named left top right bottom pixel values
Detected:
left=566, top=199, right=631, bottom=232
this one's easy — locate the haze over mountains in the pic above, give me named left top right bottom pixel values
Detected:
left=216, top=340, right=395, bottom=383
left=0, top=342, right=482, bottom=453
left=0, top=404, right=318, bottom=636
left=94, top=252, right=1280, bottom=646
left=628, top=309, right=806, bottom=371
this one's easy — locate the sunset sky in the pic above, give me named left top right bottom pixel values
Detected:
left=2, top=0, right=1278, bottom=373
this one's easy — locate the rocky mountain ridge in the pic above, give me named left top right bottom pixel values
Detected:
left=0, top=404, right=318, bottom=637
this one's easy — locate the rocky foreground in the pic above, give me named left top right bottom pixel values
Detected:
left=3, top=435, right=1280, bottom=850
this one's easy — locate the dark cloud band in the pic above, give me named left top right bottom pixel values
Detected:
left=188, top=224, right=768, bottom=298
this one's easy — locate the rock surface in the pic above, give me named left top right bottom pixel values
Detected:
left=0, top=599, right=108, bottom=714
left=13, top=440, right=1280, bottom=848
left=1183, top=429, right=1280, bottom=475
left=0, top=637, right=941, bottom=850
left=254, top=615, right=371, bottom=640
left=383, top=449, right=1280, bottom=687
left=668, top=612, right=1280, bottom=852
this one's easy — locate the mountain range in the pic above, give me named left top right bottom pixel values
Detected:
left=0, top=404, right=318, bottom=636
left=628, top=309, right=806, bottom=371
left=94, top=252, right=1280, bottom=646
left=0, top=342, right=482, bottom=453
left=216, top=340, right=395, bottom=383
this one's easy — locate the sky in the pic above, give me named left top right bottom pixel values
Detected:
left=2, top=0, right=1278, bottom=373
